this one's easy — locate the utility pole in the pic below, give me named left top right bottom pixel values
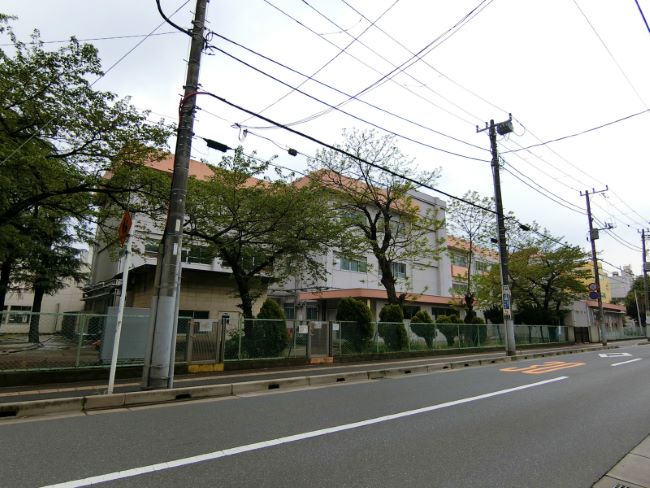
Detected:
left=641, top=229, right=650, bottom=331
left=142, top=0, right=208, bottom=389
left=477, top=115, right=516, bottom=356
left=581, top=188, right=610, bottom=346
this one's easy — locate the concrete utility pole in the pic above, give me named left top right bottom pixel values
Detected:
left=581, top=188, right=609, bottom=346
left=142, top=0, right=208, bottom=389
left=477, top=115, right=516, bottom=356
left=641, top=229, right=650, bottom=331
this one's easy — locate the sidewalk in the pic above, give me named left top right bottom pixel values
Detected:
left=593, top=436, right=650, bottom=488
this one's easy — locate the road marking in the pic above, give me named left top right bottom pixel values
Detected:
left=500, top=361, right=584, bottom=374
left=599, top=353, right=632, bottom=358
left=611, top=358, right=642, bottom=367
left=40, top=376, right=567, bottom=488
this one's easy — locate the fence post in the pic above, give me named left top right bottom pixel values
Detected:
left=306, top=322, right=312, bottom=360
left=237, top=316, right=243, bottom=360
left=75, top=314, right=85, bottom=368
left=327, top=321, right=333, bottom=358
left=186, top=320, right=194, bottom=365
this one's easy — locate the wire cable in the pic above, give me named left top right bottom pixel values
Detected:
left=211, top=33, right=487, bottom=152
left=156, top=0, right=191, bottom=36
left=572, top=0, right=647, bottom=108
left=503, top=108, right=650, bottom=154
left=207, top=46, right=488, bottom=162
left=189, top=90, right=496, bottom=211
left=238, top=0, right=400, bottom=124
left=633, top=0, right=650, bottom=34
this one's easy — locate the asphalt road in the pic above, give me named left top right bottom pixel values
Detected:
left=2, top=344, right=650, bottom=488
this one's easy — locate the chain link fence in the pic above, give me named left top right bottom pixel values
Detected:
left=1, top=311, right=635, bottom=372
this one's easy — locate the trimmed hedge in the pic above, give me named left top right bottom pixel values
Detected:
left=336, top=297, right=374, bottom=352
left=378, top=304, right=408, bottom=351
left=410, top=310, right=436, bottom=348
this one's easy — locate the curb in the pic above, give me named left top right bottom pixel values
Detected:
left=0, top=344, right=618, bottom=421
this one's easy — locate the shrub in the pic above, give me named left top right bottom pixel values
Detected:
left=378, top=304, right=408, bottom=351
left=336, top=297, right=374, bottom=352
left=410, top=310, right=436, bottom=348
left=463, top=316, right=487, bottom=347
left=436, top=314, right=461, bottom=347
left=249, top=299, right=289, bottom=358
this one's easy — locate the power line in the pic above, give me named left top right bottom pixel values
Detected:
left=192, top=90, right=496, bottom=212
left=633, top=0, right=650, bottom=34
left=572, top=0, right=647, bottom=108
left=210, top=33, right=487, bottom=152
left=206, top=45, right=488, bottom=162
left=502, top=108, right=650, bottom=154
left=238, top=0, right=400, bottom=124
left=501, top=163, right=585, bottom=216
left=0, top=31, right=180, bottom=47
left=258, top=0, right=494, bottom=128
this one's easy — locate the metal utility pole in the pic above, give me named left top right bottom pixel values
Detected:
left=581, top=188, right=609, bottom=346
left=641, top=229, right=650, bottom=331
left=477, top=115, right=516, bottom=356
left=142, top=0, right=208, bottom=389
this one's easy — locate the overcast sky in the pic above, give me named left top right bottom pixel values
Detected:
left=5, top=0, right=650, bottom=276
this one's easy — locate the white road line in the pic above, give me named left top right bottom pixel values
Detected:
left=41, top=376, right=567, bottom=488
left=611, top=358, right=643, bottom=367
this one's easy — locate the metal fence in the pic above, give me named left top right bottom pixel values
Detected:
left=605, top=325, right=646, bottom=341
left=0, top=311, right=637, bottom=373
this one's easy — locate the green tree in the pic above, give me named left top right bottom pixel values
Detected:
left=0, top=17, right=172, bottom=310
left=309, top=129, right=444, bottom=305
left=336, top=297, right=373, bottom=352
left=446, top=191, right=494, bottom=323
left=436, top=314, right=461, bottom=347
left=11, top=209, right=88, bottom=342
left=476, top=239, right=591, bottom=325
left=249, top=299, right=289, bottom=358
left=184, top=148, right=345, bottom=351
left=625, top=276, right=648, bottom=326
left=410, top=309, right=436, bottom=348
left=378, top=304, right=408, bottom=351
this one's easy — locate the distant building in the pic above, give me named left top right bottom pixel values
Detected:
left=84, top=156, right=265, bottom=326
left=0, top=250, right=90, bottom=334
left=270, top=186, right=454, bottom=321
left=609, top=265, right=635, bottom=301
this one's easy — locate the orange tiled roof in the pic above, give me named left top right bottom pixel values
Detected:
left=298, top=288, right=453, bottom=305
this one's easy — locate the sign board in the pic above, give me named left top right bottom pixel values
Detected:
left=502, top=285, right=512, bottom=318
left=588, top=283, right=598, bottom=292
left=194, top=319, right=213, bottom=333
left=298, top=325, right=308, bottom=334
left=117, top=211, right=132, bottom=247
left=332, top=323, right=340, bottom=331
left=589, top=291, right=600, bottom=300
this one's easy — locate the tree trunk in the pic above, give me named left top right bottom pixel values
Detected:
left=378, top=258, right=399, bottom=305
left=28, top=286, right=45, bottom=343
left=0, top=259, right=12, bottom=320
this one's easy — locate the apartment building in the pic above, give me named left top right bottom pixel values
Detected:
left=270, top=188, right=454, bottom=321
left=84, top=156, right=261, bottom=325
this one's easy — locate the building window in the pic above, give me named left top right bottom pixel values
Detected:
left=283, top=304, right=296, bottom=320
left=338, top=254, right=367, bottom=273
left=403, top=305, right=420, bottom=319
left=182, top=245, right=213, bottom=265
left=450, top=251, right=468, bottom=267
left=475, top=260, right=490, bottom=273
left=9, top=306, right=31, bottom=323
left=306, top=305, right=319, bottom=321
left=452, top=283, right=466, bottom=295
left=391, top=262, right=407, bottom=279
left=177, top=310, right=209, bottom=334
